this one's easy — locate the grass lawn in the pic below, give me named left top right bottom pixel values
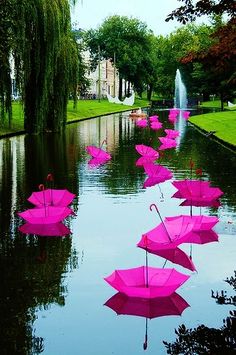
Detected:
left=189, top=111, right=236, bottom=146
left=0, top=98, right=150, bottom=137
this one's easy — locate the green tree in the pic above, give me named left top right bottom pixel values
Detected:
left=85, top=15, right=154, bottom=99
left=0, top=0, right=79, bottom=133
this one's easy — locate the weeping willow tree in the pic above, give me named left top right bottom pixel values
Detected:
left=0, top=0, right=79, bottom=133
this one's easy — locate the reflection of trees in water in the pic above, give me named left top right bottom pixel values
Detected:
left=0, top=234, right=78, bottom=354
left=163, top=271, right=236, bottom=354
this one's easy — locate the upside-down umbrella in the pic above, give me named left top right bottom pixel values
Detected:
left=28, top=188, right=75, bottom=207
left=182, top=111, right=190, bottom=120
left=164, top=129, right=179, bottom=139
left=150, top=121, right=163, bottom=130
left=19, top=222, right=71, bottom=237
left=104, top=291, right=190, bottom=319
left=104, top=266, right=190, bottom=298
left=18, top=206, right=74, bottom=224
left=149, top=115, right=159, bottom=122
left=172, top=179, right=223, bottom=207
left=168, top=114, right=177, bottom=124
left=159, top=137, right=177, bottom=150
left=136, top=119, right=148, bottom=128
left=165, top=215, right=219, bottom=231
left=143, top=162, right=173, bottom=188
left=86, top=140, right=111, bottom=161
left=136, top=157, right=157, bottom=167
left=135, top=144, right=159, bottom=159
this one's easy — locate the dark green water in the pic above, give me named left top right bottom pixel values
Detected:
left=0, top=110, right=235, bottom=354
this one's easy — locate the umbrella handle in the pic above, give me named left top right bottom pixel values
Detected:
left=149, top=203, right=158, bottom=213
left=100, top=139, right=107, bottom=148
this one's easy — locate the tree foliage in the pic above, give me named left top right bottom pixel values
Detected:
left=0, top=0, right=79, bottom=133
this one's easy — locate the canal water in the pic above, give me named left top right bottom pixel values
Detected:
left=0, top=110, right=235, bottom=354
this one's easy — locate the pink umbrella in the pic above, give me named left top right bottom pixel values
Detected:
left=159, top=137, right=177, bottom=150
left=19, top=222, right=71, bottom=237
left=182, top=111, right=191, bottom=120
left=135, top=144, right=159, bottom=159
left=136, top=119, right=148, bottom=128
left=150, top=121, right=163, bottom=130
left=149, top=115, right=159, bottom=122
left=18, top=206, right=74, bottom=224
left=164, top=129, right=180, bottom=139
left=136, top=156, right=158, bottom=167
left=104, top=266, right=190, bottom=298
left=28, top=188, right=75, bottom=207
left=168, top=114, right=177, bottom=124
left=172, top=179, right=224, bottom=206
left=165, top=215, right=219, bottom=231
left=143, top=162, right=173, bottom=188
left=169, top=108, right=180, bottom=115
left=104, top=291, right=190, bottom=319
left=86, top=144, right=111, bottom=161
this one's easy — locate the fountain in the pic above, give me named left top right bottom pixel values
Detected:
left=174, top=69, right=187, bottom=109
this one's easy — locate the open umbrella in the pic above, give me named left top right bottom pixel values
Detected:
left=172, top=179, right=223, bottom=207
left=88, top=156, right=111, bottom=167
left=159, top=137, right=177, bottom=150
left=150, top=121, right=163, bottom=130
left=136, top=119, right=148, bottom=128
left=104, top=266, right=190, bottom=298
left=104, top=291, right=190, bottom=319
left=18, top=206, right=74, bottom=224
left=135, top=144, right=159, bottom=159
left=28, top=188, right=75, bottom=207
left=149, top=115, right=159, bottom=122
left=19, top=222, right=71, bottom=237
left=86, top=145, right=111, bottom=161
left=164, top=129, right=180, bottom=139
left=143, top=162, right=173, bottom=188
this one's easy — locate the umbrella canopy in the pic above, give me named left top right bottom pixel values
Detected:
left=27, top=189, right=75, bottom=207
left=137, top=216, right=218, bottom=251
left=165, top=215, right=219, bottom=231
left=86, top=145, right=111, bottom=160
left=136, top=119, right=148, bottom=128
left=135, top=144, right=159, bottom=159
left=18, top=206, right=73, bottom=224
left=136, top=157, right=158, bottom=167
left=149, top=115, right=159, bottom=122
left=143, top=162, right=173, bottom=187
left=164, top=129, right=180, bottom=139
left=172, top=179, right=223, bottom=206
left=159, top=137, right=177, bottom=150
left=104, top=291, right=190, bottom=319
left=104, top=266, right=190, bottom=298
left=150, top=121, right=163, bottom=130
left=19, top=222, right=71, bottom=237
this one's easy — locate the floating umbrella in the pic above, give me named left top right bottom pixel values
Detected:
left=28, top=188, right=75, bottom=207
left=149, top=115, right=159, bottom=122
left=88, top=156, right=111, bottom=167
left=172, top=179, right=223, bottom=207
left=104, top=266, right=190, bottom=298
left=104, top=291, right=190, bottom=319
left=150, top=121, right=163, bottom=130
left=136, top=119, right=148, bottom=128
left=86, top=140, right=111, bottom=161
left=165, top=215, right=219, bottom=231
left=168, top=114, right=177, bottom=124
left=18, top=206, right=74, bottom=224
left=135, top=144, right=159, bottom=159
left=182, top=111, right=191, bottom=120
left=159, top=137, right=177, bottom=150
left=19, top=222, right=71, bottom=237
left=164, top=129, right=180, bottom=139
left=136, top=156, right=158, bottom=167
left=143, top=162, right=173, bottom=188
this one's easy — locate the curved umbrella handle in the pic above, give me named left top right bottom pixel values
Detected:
left=38, top=184, right=45, bottom=191
left=149, top=203, right=172, bottom=242
left=149, top=203, right=158, bottom=213
left=100, top=139, right=107, bottom=148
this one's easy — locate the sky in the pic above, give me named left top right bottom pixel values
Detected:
left=71, top=0, right=185, bottom=36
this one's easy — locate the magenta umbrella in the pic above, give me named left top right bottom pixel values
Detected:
left=104, top=266, right=190, bottom=298
left=136, top=119, right=148, bottom=128
left=104, top=291, right=190, bottom=319
left=86, top=145, right=111, bottom=161
left=172, top=179, right=223, bottom=206
left=88, top=156, right=111, bottom=167
left=28, top=189, right=75, bottom=207
left=18, top=206, right=74, bottom=224
left=143, top=162, right=173, bottom=188
left=168, top=115, right=177, bottom=124
left=165, top=215, right=219, bottom=231
left=164, top=129, right=179, bottom=139
left=149, top=115, right=159, bottom=122
left=159, top=137, right=177, bottom=150
left=19, top=222, right=71, bottom=237
left=136, top=156, right=158, bottom=167
left=135, top=144, right=159, bottom=159
left=150, top=121, right=163, bottom=130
